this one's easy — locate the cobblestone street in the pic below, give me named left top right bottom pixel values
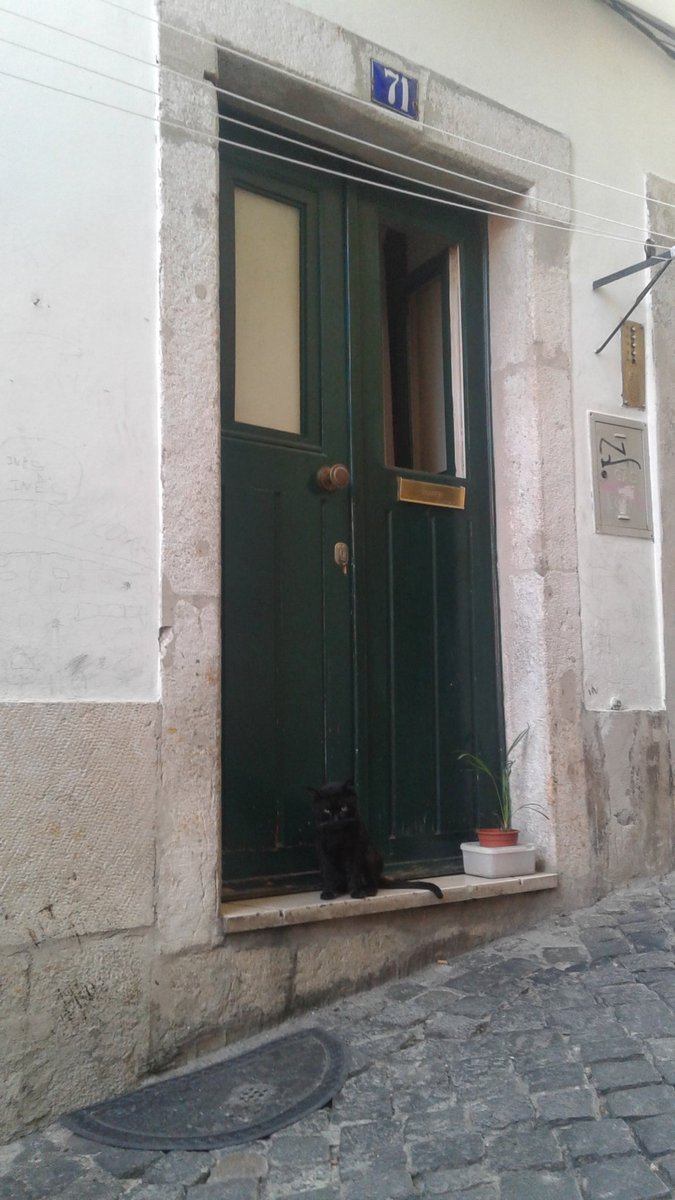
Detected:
left=6, top=874, right=675, bottom=1199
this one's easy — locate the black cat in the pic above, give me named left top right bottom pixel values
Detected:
left=309, top=780, right=443, bottom=901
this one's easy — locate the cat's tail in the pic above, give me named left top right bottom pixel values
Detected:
left=379, top=877, right=444, bottom=900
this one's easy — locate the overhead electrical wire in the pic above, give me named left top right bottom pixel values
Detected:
left=0, top=32, right=159, bottom=96
left=1, top=0, right=672, bottom=228
left=92, top=0, right=675, bottom=218
left=0, top=65, right=158, bottom=122
left=216, top=90, right=668, bottom=245
left=1, top=24, right=668, bottom=246
left=1, top=2, right=673, bottom=243
left=0, top=31, right=672, bottom=251
left=0, top=59, right=670, bottom=256
left=220, top=110, right=674, bottom=249
left=0, top=2, right=153, bottom=69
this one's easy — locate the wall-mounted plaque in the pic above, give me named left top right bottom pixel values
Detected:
left=371, top=60, right=419, bottom=120
left=590, top=412, right=652, bottom=538
left=621, top=321, right=646, bottom=409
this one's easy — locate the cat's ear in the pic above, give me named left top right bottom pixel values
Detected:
left=307, top=786, right=320, bottom=800
left=342, top=779, right=355, bottom=794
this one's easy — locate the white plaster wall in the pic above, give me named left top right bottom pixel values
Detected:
left=291, top=0, right=674, bottom=711
left=0, top=0, right=159, bottom=701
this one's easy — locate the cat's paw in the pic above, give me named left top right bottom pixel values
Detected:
left=320, top=890, right=337, bottom=900
left=350, top=889, right=366, bottom=899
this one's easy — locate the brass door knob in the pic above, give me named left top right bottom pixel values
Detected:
left=316, top=463, right=351, bottom=492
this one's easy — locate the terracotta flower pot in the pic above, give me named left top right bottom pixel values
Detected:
left=477, top=827, right=519, bottom=848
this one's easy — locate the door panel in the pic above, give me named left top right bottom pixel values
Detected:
left=351, top=192, right=502, bottom=872
left=220, top=155, right=353, bottom=893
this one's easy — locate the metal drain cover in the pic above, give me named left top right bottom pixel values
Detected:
left=64, top=1028, right=346, bottom=1150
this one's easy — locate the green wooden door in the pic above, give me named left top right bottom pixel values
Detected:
left=350, top=190, right=502, bottom=874
left=220, top=154, right=354, bottom=894
left=220, top=142, right=502, bottom=895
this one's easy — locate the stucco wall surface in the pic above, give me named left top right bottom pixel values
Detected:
left=0, top=0, right=160, bottom=702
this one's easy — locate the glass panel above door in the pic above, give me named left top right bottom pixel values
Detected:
left=234, top=188, right=301, bottom=434
left=381, top=225, right=465, bottom=478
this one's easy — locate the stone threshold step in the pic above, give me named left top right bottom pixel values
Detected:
left=221, top=871, right=558, bottom=934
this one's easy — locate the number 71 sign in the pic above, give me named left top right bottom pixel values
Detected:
left=371, top=60, right=419, bottom=120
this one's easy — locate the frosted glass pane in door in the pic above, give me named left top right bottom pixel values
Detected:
left=234, top=189, right=301, bottom=434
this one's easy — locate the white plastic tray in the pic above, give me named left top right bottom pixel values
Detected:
left=460, top=841, right=536, bottom=879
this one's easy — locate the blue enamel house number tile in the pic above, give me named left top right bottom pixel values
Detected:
left=371, top=60, right=419, bottom=120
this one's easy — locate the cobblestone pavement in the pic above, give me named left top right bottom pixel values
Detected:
left=8, top=876, right=675, bottom=1199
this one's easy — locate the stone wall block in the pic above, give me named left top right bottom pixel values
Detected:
left=16, top=934, right=151, bottom=1135
left=149, top=940, right=296, bottom=1068
left=163, top=0, right=359, bottom=98
left=492, top=364, right=544, bottom=576
left=425, top=75, right=571, bottom=215
left=541, top=568, right=590, bottom=890
left=0, top=953, right=30, bottom=1140
left=159, top=131, right=221, bottom=602
left=157, top=599, right=221, bottom=953
left=150, top=892, right=559, bottom=1072
left=585, top=710, right=673, bottom=888
left=0, top=704, right=159, bottom=948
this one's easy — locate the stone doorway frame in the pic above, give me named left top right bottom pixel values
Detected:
left=156, top=0, right=588, bottom=956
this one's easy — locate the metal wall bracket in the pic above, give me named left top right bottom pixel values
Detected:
left=593, top=246, right=674, bottom=354
left=593, top=245, right=674, bottom=291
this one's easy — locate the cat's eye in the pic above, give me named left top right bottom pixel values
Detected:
left=323, top=808, right=331, bottom=816
left=340, top=804, right=349, bottom=813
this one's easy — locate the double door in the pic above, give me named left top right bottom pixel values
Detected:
left=220, top=138, right=502, bottom=895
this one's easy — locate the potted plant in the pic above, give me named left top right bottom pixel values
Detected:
left=458, top=728, right=548, bottom=876
left=459, top=726, right=529, bottom=846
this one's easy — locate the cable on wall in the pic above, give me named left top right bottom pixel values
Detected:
left=0, top=32, right=159, bottom=97
left=91, top=0, right=675, bottom=218
left=0, top=61, right=670, bottom=254
left=0, top=25, right=672, bottom=248
left=0, top=2, right=154, bottom=70
left=2, top=0, right=673, bottom=242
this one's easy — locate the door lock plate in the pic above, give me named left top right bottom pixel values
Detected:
left=334, top=542, right=350, bottom=574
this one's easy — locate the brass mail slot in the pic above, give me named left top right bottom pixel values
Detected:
left=397, top=477, right=466, bottom=509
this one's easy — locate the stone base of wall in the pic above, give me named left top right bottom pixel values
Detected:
left=3, top=886, right=561, bottom=1142
left=582, top=709, right=674, bottom=892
